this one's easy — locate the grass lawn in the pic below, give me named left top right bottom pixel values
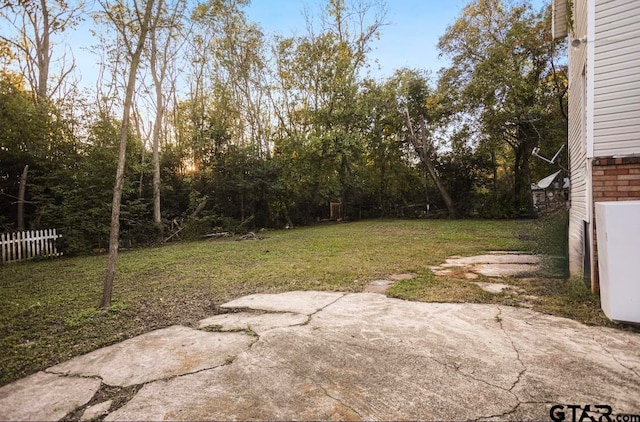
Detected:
left=0, top=216, right=629, bottom=387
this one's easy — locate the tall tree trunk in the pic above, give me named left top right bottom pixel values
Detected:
left=513, top=144, right=534, bottom=216
left=131, top=107, right=146, bottom=198
left=340, top=152, right=351, bottom=220
left=150, top=66, right=164, bottom=242
left=17, top=165, right=28, bottom=231
left=379, top=151, right=386, bottom=217
left=403, top=109, right=456, bottom=217
left=36, top=0, right=50, bottom=101
left=152, top=124, right=162, bottom=240
left=102, top=0, right=156, bottom=308
left=491, top=149, right=498, bottom=196
left=148, top=0, right=169, bottom=242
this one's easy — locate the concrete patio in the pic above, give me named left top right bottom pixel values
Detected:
left=1, top=290, right=639, bottom=421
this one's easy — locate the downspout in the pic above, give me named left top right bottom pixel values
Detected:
left=586, top=0, right=597, bottom=291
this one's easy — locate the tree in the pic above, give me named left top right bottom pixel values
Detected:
left=0, top=0, right=84, bottom=102
left=356, top=78, right=424, bottom=217
left=1, top=1, right=84, bottom=233
left=0, top=74, right=42, bottom=230
left=203, top=0, right=268, bottom=155
left=438, top=0, right=566, bottom=216
left=391, top=69, right=455, bottom=217
left=270, top=0, right=386, bottom=221
left=402, top=109, right=455, bottom=217
left=174, top=0, right=265, bottom=170
left=98, top=0, right=158, bottom=308
left=148, top=0, right=187, bottom=241
left=0, top=68, right=80, bottom=232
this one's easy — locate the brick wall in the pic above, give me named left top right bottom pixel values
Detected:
left=592, top=157, right=640, bottom=201
left=591, top=156, right=640, bottom=292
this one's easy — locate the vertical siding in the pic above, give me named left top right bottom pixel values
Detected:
left=568, top=0, right=590, bottom=276
left=593, top=0, right=640, bottom=156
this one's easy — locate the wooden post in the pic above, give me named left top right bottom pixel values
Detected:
left=330, top=202, right=342, bottom=221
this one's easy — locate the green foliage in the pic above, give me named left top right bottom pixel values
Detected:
left=528, top=209, right=569, bottom=277
left=437, top=0, right=567, bottom=216
left=0, top=85, right=158, bottom=254
left=30, top=114, right=157, bottom=254
left=0, top=75, right=48, bottom=229
left=0, top=0, right=570, bottom=256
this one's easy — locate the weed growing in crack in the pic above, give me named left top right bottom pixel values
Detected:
left=61, top=383, right=142, bottom=421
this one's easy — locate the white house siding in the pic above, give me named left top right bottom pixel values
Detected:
left=567, top=0, right=591, bottom=277
left=553, top=0, right=568, bottom=38
left=593, top=0, right=640, bottom=157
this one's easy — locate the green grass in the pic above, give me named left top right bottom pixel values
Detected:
left=0, top=216, right=629, bottom=387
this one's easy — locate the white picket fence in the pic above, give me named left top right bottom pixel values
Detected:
left=0, top=229, right=62, bottom=263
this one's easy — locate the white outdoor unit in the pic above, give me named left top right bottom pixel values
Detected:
left=595, top=201, right=640, bottom=324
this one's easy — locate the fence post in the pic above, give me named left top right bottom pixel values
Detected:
left=19, top=231, right=24, bottom=261
left=1, top=232, right=5, bottom=263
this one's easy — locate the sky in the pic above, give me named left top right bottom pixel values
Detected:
left=61, top=0, right=472, bottom=92
left=15, top=0, right=551, bottom=94
left=242, top=0, right=472, bottom=78
left=242, top=0, right=550, bottom=78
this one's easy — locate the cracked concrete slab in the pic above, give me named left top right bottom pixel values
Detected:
left=48, top=325, right=254, bottom=387
left=499, top=306, right=640, bottom=411
left=107, top=293, right=639, bottom=420
left=108, top=332, right=515, bottom=420
left=198, top=311, right=308, bottom=334
left=0, top=371, right=100, bottom=421
left=220, top=290, right=345, bottom=314
left=431, top=252, right=545, bottom=279
left=3, top=292, right=640, bottom=421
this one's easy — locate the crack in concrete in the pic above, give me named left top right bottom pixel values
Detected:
left=451, top=363, right=517, bottom=394
left=43, top=369, right=102, bottom=382
left=160, top=356, right=237, bottom=383
left=592, top=335, right=640, bottom=378
left=496, top=306, right=527, bottom=392
left=331, top=334, right=522, bottom=408
left=301, top=293, right=348, bottom=325
left=475, top=401, right=522, bottom=421
left=427, top=352, right=521, bottom=398
left=62, top=382, right=142, bottom=422
left=47, top=330, right=257, bottom=421
left=312, top=378, right=364, bottom=419
left=311, top=335, right=534, bottom=422
left=475, top=401, right=556, bottom=421
left=315, top=292, right=349, bottom=313
left=94, top=349, right=251, bottom=416
left=331, top=331, right=520, bottom=396
left=216, top=293, right=347, bottom=327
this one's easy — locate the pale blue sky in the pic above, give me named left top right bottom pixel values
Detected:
left=243, top=0, right=471, bottom=77
left=243, top=0, right=551, bottom=78
left=64, top=0, right=550, bottom=91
